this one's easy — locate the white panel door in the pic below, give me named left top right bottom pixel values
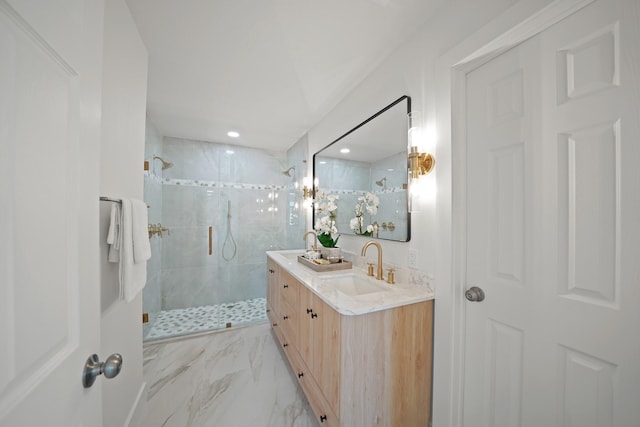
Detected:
left=463, top=0, right=640, bottom=426
left=0, top=0, right=103, bottom=426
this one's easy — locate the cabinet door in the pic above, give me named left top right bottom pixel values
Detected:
left=312, top=294, right=341, bottom=416
left=279, top=270, right=299, bottom=347
left=280, top=270, right=299, bottom=308
left=279, top=298, right=298, bottom=350
left=299, top=285, right=314, bottom=369
left=299, top=285, right=341, bottom=416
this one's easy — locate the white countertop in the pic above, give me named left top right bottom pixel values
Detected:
left=267, top=249, right=434, bottom=316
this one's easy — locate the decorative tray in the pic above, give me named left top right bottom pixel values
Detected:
left=297, top=255, right=353, bottom=272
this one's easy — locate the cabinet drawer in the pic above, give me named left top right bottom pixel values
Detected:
left=267, top=304, right=278, bottom=328
left=270, top=312, right=295, bottom=357
left=287, top=345, right=339, bottom=427
left=279, top=301, right=298, bottom=349
left=280, top=271, right=299, bottom=307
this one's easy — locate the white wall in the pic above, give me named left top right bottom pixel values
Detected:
left=99, top=0, right=149, bottom=425
left=308, top=0, right=528, bottom=268
left=306, top=0, right=555, bottom=425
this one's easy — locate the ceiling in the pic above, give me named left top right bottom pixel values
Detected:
left=126, top=0, right=445, bottom=152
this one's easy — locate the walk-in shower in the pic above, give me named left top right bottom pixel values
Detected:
left=143, top=136, right=296, bottom=341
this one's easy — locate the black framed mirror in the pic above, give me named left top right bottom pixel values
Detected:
left=313, top=95, right=411, bottom=242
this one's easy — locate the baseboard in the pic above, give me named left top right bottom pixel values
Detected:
left=124, top=381, right=147, bottom=427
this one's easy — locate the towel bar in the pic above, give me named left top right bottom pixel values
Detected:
left=100, top=196, right=121, bottom=203
left=100, top=197, right=150, bottom=208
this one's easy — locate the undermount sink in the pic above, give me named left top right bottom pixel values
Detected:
left=318, top=274, right=392, bottom=297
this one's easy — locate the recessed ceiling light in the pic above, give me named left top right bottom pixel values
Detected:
left=319, top=161, right=327, bottom=164
left=340, top=148, right=350, bottom=154
left=226, top=150, right=234, bottom=155
left=227, top=131, right=240, bottom=138
left=387, top=168, right=394, bottom=172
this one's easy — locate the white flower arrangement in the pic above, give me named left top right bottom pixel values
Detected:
left=314, top=191, right=340, bottom=247
left=350, top=192, right=379, bottom=236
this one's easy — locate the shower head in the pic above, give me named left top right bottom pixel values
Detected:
left=282, top=166, right=296, bottom=177
left=153, top=155, right=173, bottom=170
left=375, top=176, right=387, bottom=187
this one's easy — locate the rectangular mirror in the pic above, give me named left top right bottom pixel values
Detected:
left=313, top=95, right=411, bottom=242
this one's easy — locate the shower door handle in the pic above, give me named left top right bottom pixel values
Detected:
left=208, top=226, right=212, bottom=255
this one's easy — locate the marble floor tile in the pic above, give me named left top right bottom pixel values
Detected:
left=140, top=323, right=318, bottom=427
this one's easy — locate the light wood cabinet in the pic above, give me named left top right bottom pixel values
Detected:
left=266, top=257, right=279, bottom=319
left=266, top=256, right=433, bottom=426
left=299, top=285, right=341, bottom=416
left=279, top=270, right=300, bottom=349
left=268, top=260, right=299, bottom=349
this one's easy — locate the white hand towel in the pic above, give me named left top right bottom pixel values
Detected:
left=118, top=198, right=148, bottom=303
left=107, top=203, right=121, bottom=263
left=131, top=199, right=151, bottom=263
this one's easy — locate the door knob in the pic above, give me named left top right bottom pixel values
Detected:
left=465, top=286, right=485, bottom=302
left=82, top=353, right=123, bottom=388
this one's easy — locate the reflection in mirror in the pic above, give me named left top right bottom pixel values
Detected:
left=313, top=96, right=411, bottom=242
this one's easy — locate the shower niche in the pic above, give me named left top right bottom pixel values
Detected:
left=142, top=135, right=299, bottom=341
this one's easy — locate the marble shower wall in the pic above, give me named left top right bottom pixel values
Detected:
left=158, top=137, right=288, bottom=310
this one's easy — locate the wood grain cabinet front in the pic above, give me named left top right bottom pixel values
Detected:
left=298, top=284, right=341, bottom=417
left=266, top=257, right=279, bottom=320
left=266, top=255, right=433, bottom=426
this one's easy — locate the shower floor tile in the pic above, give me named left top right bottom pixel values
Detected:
left=145, top=297, right=267, bottom=341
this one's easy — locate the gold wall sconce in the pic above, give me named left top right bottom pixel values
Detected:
left=303, top=185, right=314, bottom=200
left=302, top=177, right=317, bottom=201
left=408, top=146, right=435, bottom=180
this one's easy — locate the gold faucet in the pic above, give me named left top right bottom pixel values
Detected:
left=361, top=241, right=383, bottom=280
left=303, top=231, right=319, bottom=251
left=148, top=223, right=170, bottom=238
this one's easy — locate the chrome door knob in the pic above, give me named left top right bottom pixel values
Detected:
left=465, top=286, right=485, bottom=302
left=82, top=353, right=123, bottom=388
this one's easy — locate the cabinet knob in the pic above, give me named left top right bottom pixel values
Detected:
left=283, top=284, right=289, bottom=288
left=306, top=308, right=313, bottom=314
left=272, top=323, right=278, bottom=327
left=283, top=343, right=288, bottom=348
left=320, top=415, right=327, bottom=423
left=283, top=315, right=289, bottom=320
left=298, top=372, right=304, bottom=378
left=311, top=313, right=318, bottom=319
left=269, top=269, right=275, bottom=274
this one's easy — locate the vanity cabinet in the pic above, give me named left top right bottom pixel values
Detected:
left=266, top=256, right=433, bottom=426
